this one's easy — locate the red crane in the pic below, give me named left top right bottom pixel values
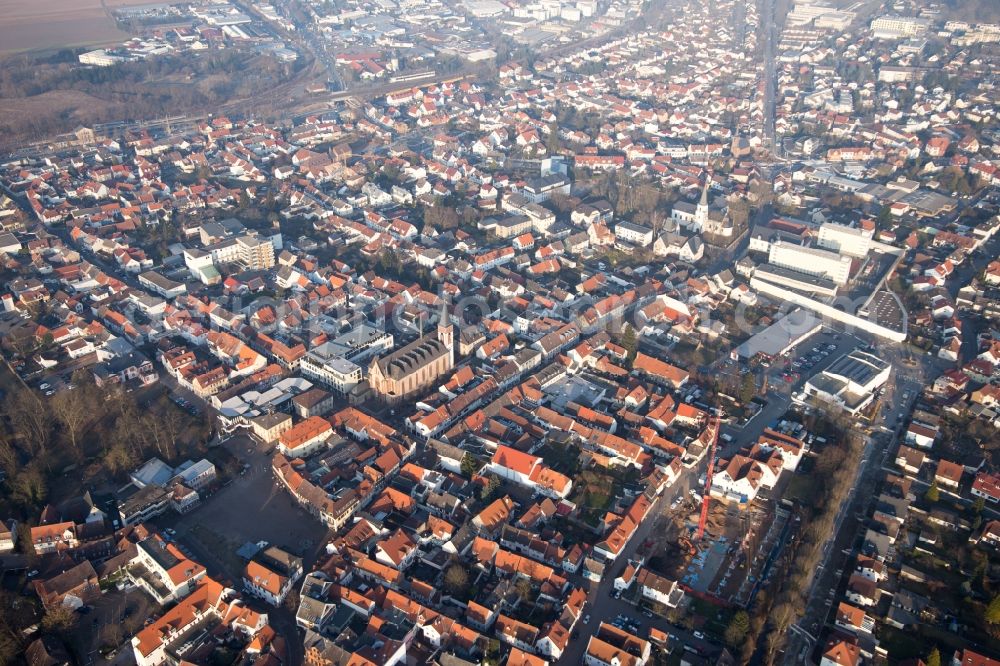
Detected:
left=695, top=416, right=721, bottom=542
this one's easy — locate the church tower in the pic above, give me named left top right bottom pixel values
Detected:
left=695, top=178, right=710, bottom=231
left=437, top=299, right=454, bottom=354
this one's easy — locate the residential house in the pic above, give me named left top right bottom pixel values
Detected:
left=33, top=561, right=100, bottom=609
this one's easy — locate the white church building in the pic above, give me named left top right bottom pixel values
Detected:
left=671, top=179, right=734, bottom=237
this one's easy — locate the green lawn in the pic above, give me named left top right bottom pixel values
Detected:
left=584, top=491, right=611, bottom=510
left=570, top=469, right=620, bottom=511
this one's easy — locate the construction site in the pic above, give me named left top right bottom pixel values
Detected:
left=645, top=494, right=792, bottom=608
left=645, top=419, right=798, bottom=609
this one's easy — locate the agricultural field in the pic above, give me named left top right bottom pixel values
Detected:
left=0, top=0, right=163, bottom=54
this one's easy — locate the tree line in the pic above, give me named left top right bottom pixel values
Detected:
left=745, top=429, right=866, bottom=664
left=0, top=49, right=301, bottom=145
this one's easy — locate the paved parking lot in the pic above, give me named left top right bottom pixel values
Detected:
left=860, top=290, right=906, bottom=332
left=163, top=434, right=329, bottom=583
left=74, top=586, right=153, bottom=665
left=720, top=327, right=860, bottom=458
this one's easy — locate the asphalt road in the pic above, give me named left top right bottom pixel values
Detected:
left=761, top=0, right=778, bottom=154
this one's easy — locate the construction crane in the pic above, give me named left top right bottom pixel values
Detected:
left=695, top=416, right=721, bottom=542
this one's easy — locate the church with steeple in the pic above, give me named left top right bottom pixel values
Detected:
left=368, top=301, right=454, bottom=404
left=671, top=177, right=734, bottom=238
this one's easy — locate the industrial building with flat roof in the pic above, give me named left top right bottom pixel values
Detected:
left=754, top=264, right=840, bottom=297
left=803, top=350, right=891, bottom=414
left=735, top=308, right=822, bottom=359
left=768, top=241, right=853, bottom=286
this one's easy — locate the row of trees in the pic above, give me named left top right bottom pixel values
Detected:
left=745, top=431, right=866, bottom=664
left=589, top=170, right=664, bottom=220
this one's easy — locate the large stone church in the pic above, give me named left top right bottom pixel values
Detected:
left=671, top=179, right=734, bottom=238
left=369, top=307, right=454, bottom=404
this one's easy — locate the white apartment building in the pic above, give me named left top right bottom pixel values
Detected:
left=183, top=248, right=221, bottom=285
left=208, top=233, right=277, bottom=270
left=236, top=235, right=276, bottom=270
left=138, top=271, right=187, bottom=299
left=129, top=536, right=206, bottom=604
left=276, top=416, right=333, bottom=458
left=300, top=353, right=363, bottom=395
left=768, top=240, right=852, bottom=285
left=243, top=548, right=302, bottom=606
left=614, top=221, right=654, bottom=247
left=871, top=15, right=930, bottom=39
left=636, top=569, right=684, bottom=608
left=299, top=325, right=392, bottom=396
left=817, top=222, right=872, bottom=258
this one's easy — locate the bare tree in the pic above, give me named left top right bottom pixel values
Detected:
left=142, top=412, right=174, bottom=460
left=159, top=403, right=186, bottom=458
left=0, top=591, right=26, bottom=663
left=109, top=417, right=144, bottom=462
left=444, top=564, right=469, bottom=596
left=104, top=442, right=137, bottom=477
left=3, top=332, right=37, bottom=360
left=40, top=605, right=76, bottom=634
left=765, top=602, right=794, bottom=664
left=10, top=466, right=46, bottom=511
left=50, top=389, right=93, bottom=454
left=5, top=388, right=51, bottom=456
left=0, top=436, right=18, bottom=478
